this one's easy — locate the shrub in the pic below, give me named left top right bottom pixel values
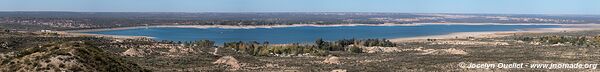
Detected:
left=191, top=40, right=214, bottom=48
left=347, top=46, right=362, bottom=53
left=594, top=36, right=600, bottom=43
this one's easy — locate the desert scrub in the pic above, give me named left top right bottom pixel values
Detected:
left=516, top=35, right=600, bottom=47
left=0, top=41, right=149, bottom=72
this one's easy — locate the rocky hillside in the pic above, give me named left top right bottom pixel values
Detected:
left=0, top=42, right=148, bottom=72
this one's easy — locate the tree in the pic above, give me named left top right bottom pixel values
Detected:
left=316, top=38, right=324, bottom=47
left=0, top=29, right=9, bottom=33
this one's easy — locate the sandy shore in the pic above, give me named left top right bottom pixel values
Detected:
left=54, top=31, right=153, bottom=39
left=389, top=27, right=600, bottom=42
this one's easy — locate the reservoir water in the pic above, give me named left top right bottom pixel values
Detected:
left=84, top=24, right=561, bottom=44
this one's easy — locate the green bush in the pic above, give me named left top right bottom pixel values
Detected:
left=593, top=36, right=600, bottom=43
left=347, top=46, right=362, bottom=53
left=192, top=40, right=214, bottom=48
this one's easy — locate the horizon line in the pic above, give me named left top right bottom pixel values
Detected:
left=0, top=11, right=598, bottom=15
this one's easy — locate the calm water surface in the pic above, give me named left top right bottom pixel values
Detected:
left=85, top=25, right=561, bottom=44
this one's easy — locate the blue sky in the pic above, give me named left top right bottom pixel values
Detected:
left=1, top=0, right=599, bottom=15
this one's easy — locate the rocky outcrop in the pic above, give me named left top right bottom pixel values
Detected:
left=323, top=56, right=341, bottom=64
left=167, top=44, right=198, bottom=56
left=213, top=56, right=241, bottom=69
left=121, top=48, right=151, bottom=57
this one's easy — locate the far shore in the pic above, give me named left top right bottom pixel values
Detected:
left=62, top=24, right=421, bottom=32
left=61, top=23, right=600, bottom=33
left=57, top=23, right=600, bottom=42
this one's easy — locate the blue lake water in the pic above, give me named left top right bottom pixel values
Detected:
left=84, top=25, right=561, bottom=44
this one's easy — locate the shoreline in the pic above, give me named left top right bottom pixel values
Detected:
left=62, top=24, right=421, bottom=32
left=54, top=31, right=154, bottom=39
left=61, top=23, right=600, bottom=33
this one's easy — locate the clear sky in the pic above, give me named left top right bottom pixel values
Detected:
left=1, top=0, right=599, bottom=15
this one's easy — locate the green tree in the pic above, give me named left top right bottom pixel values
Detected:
left=316, top=38, right=324, bottom=47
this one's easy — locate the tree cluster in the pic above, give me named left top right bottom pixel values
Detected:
left=223, top=41, right=324, bottom=56
left=224, top=38, right=397, bottom=56
left=317, top=38, right=396, bottom=51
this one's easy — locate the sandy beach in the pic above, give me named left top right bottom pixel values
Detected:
left=54, top=31, right=153, bottom=39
